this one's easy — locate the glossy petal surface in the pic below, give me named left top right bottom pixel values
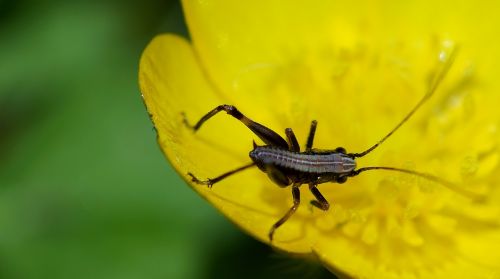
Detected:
left=140, top=1, right=500, bottom=277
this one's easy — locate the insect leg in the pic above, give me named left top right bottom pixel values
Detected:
left=305, top=120, right=317, bottom=152
left=285, top=128, right=300, bottom=152
left=308, top=184, right=330, bottom=210
left=183, top=105, right=288, bottom=149
left=265, top=164, right=291, bottom=187
left=269, top=184, right=301, bottom=241
left=187, top=162, right=255, bottom=188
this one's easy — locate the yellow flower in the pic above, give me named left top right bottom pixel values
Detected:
left=139, top=0, right=500, bottom=278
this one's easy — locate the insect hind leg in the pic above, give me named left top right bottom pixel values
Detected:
left=182, top=105, right=288, bottom=149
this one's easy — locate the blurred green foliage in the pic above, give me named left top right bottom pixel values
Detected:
left=0, top=1, right=332, bottom=278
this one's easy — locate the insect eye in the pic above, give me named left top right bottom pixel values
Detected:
left=335, top=147, right=346, bottom=154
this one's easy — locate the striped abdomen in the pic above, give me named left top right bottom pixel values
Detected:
left=249, top=146, right=356, bottom=174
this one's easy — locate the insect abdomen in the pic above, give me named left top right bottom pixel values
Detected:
left=249, top=147, right=356, bottom=174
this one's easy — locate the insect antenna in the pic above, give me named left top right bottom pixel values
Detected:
left=349, top=46, right=458, bottom=158
left=350, top=166, right=482, bottom=200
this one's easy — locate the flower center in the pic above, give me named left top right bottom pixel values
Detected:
left=263, top=38, right=500, bottom=272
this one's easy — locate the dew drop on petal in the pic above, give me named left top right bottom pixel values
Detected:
left=439, top=51, right=447, bottom=62
left=439, top=39, right=456, bottom=62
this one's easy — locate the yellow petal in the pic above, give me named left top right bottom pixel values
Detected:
left=141, top=0, right=500, bottom=277
left=182, top=0, right=500, bottom=102
left=139, top=34, right=317, bottom=252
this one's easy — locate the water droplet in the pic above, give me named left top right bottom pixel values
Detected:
left=439, top=51, right=447, bottom=62
left=442, top=39, right=455, bottom=48
left=438, top=40, right=456, bottom=62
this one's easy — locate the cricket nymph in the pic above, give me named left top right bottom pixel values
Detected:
left=183, top=47, right=466, bottom=242
left=249, top=146, right=356, bottom=186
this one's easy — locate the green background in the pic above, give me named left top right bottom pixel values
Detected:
left=0, top=1, right=332, bottom=278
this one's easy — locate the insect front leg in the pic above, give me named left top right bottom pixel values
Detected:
left=188, top=163, right=255, bottom=188
left=308, top=184, right=330, bottom=210
left=269, top=184, right=301, bottom=241
left=182, top=105, right=288, bottom=149
left=305, top=120, right=317, bottom=152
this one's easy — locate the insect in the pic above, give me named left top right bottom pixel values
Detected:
left=182, top=48, right=472, bottom=241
